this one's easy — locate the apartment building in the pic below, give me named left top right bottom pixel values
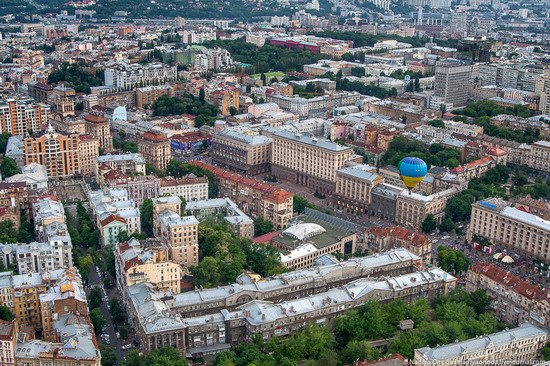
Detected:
left=211, top=129, right=272, bottom=175
left=153, top=197, right=199, bottom=268
left=83, top=112, right=113, bottom=152
left=271, top=130, right=355, bottom=195
left=78, top=134, right=100, bottom=176
left=525, top=141, right=550, bottom=173
left=468, top=198, right=550, bottom=261
left=128, top=267, right=455, bottom=357
left=414, top=323, right=549, bottom=366
left=0, top=320, right=16, bottom=366
left=32, top=195, right=65, bottom=234
left=467, top=263, right=550, bottom=327
left=450, top=155, right=506, bottom=181
left=39, top=268, right=88, bottom=341
left=104, top=62, right=177, bottom=90
left=137, top=132, right=171, bottom=172
left=395, top=188, right=458, bottom=229
left=0, top=182, right=28, bottom=210
left=159, top=175, right=209, bottom=202
left=103, top=174, right=161, bottom=206
left=0, top=240, right=73, bottom=275
left=89, top=188, right=141, bottom=246
left=96, top=153, right=147, bottom=177
left=189, top=161, right=294, bottom=229
left=23, top=125, right=81, bottom=178
left=115, top=238, right=182, bottom=303
left=186, top=198, right=253, bottom=238
left=334, top=164, right=384, bottom=214
left=367, top=226, right=432, bottom=263
left=0, top=269, right=99, bottom=366
left=0, top=97, right=50, bottom=136
left=443, top=120, right=484, bottom=137
left=136, top=85, right=174, bottom=109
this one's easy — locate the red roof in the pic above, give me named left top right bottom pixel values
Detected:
left=189, top=161, right=293, bottom=202
left=83, top=113, right=107, bottom=123
left=100, top=214, right=126, bottom=227
left=253, top=231, right=280, bottom=243
left=368, top=226, right=429, bottom=247
left=470, top=262, right=549, bottom=303
left=141, top=132, right=168, bottom=142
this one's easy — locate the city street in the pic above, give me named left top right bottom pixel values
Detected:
left=87, top=267, right=126, bottom=364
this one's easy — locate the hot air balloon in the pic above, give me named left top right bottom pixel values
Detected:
left=398, top=157, right=427, bottom=194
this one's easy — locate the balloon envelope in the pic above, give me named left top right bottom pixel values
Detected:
left=398, top=157, right=428, bottom=190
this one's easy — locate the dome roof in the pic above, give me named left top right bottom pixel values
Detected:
left=283, top=223, right=326, bottom=241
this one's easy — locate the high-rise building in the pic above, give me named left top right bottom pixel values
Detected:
left=0, top=97, right=50, bottom=136
left=537, top=74, right=550, bottom=114
left=433, top=60, right=471, bottom=108
left=157, top=208, right=199, bottom=268
left=23, top=125, right=81, bottom=177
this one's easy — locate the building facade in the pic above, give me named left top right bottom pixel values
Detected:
left=467, top=198, right=550, bottom=261
left=414, top=323, right=549, bottom=366
left=433, top=61, right=471, bottom=108
left=137, top=132, right=171, bottom=172
left=0, top=97, right=50, bottom=136
left=211, top=130, right=272, bottom=175
left=271, top=130, right=355, bottom=195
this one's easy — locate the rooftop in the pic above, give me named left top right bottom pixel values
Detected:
left=416, top=323, right=549, bottom=361
left=273, top=130, right=352, bottom=153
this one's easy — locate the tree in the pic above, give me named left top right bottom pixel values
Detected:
left=89, top=287, right=103, bottom=310
left=122, top=346, right=188, bottom=366
left=191, top=257, right=221, bottom=288
left=0, top=220, right=18, bottom=243
left=229, top=106, right=238, bottom=115
left=0, top=305, right=14, bottom=321
left=198, top=88, right=205, bottom=103
left=388, top=331, right=426, bottom=359
left=253, top=217, right=274, bottom=236
left=293, top=195, right=315, bottom=214
left=440, top=103, right=447, bottom=115
left=109, top=298, right=125, bottom=324
left=542, top=343, right=550, bottom=361
left=100, top=345, right=117, bottom=366
left=90, top=308, right=105, bottom=334
left=116, top=230, right=129, bottom=243
left=428, top=119, right=445, bottom=128
left=438, top=218, right=456, bottom=233
left=140, top=199, right=154, bottom=237
left=421, top=214, right=437, bottom=234
left=77, top=254, right=94, bottom=282
left=0, top=133, right=11, bottom=154
left=261, top=73, right=267, bottom=85
left=414, top=76, right=420, bottom=91
left=0, top=158, right=19, bottom=178
left=437, top=246, right=471, bottom=274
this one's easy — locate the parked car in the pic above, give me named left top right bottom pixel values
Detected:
left=122, top=344, right=133, bottom=350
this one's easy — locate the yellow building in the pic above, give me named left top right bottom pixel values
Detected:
left=157, top=210, right=199, bottom=269
left=23, top=125, right=80, bottom=178
left=78, top=134, right=100, bottom=176
left=13, top=273, right=48, bottom=329
left=115, top=239, right=182, bottom=301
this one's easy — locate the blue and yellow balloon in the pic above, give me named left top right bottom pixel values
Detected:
left=398, top=157, right=427, bottom=194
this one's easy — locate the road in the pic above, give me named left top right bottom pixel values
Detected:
left=87, top=267, right=126, bottom=364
